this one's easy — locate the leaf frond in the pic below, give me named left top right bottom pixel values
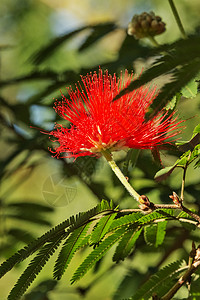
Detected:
left=113, top=227, right=143, bottom=262
left=90, top=213, right=117, bottom=244
left=0, top=200, right=112, bottom=279
left=131, top=260, right=186, bottom=300
left=53, top=223, right=90, bottom=280
left=8, top=233, right=66, bottom=300
left=0, top=219, right=70, bottom=279
left=109, top=212, right=143, bottom=231
left=71, top=227, right=126, bottom=283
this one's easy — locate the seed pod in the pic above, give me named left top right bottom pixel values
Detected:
left=128, top=11, right=166, bottom=39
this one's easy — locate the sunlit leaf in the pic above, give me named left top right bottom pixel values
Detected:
left=181, top=79, right=198, bottom=98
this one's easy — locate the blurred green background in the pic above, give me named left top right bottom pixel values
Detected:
left=0, top=0, right=200, bottom=299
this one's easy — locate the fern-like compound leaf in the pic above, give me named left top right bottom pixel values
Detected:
left=90, top=213, right=117, bottom=244
left=8, top=232, right=66, bottom=300
left=138, top=209, right=174, bottom=225
left=0, top=200, right=112, bottom=280
left=113, top=227, right=143, bottom=262
left=144, top=221, right=167, bottom=247
left=71, top=227, right=127, bottom=283
left=0, top=219, right=70, bottom=279
left=53, top=223, right=90, bottom=280
left=131, top=260, right=186, bottom=300
left=109, top=212, right=143, bottom=231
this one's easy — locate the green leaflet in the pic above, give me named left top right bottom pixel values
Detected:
left=144, top=221, right=167, bottom=247
left=68, top=199, right=113, bottom=231
left=193, top=124, right=200, bottom=136
left=165, top=92, right=181, bottom=111
left=155, top=221, right=167, bottom=247
left=109, top=212, right=143, bottom=231
left=131, top=260, right=185, bottom=300
left=8, top=233, right=66, bottom=300
left=71, top=227, right=126, bottom=283
left=138, top=209, right=174, bottom=225
left=29, top=25, right=91, bottom=64
left=113, top=268, right=143, bottom=300
left=53, top=223, right=90, bottom=280
left=113, top=227, right=143, bottom=262
left=181, top=79, right=198, bottom=98
left=90, top=213, right=118, bottom=244
left=7, top=229, right=35, bottom=245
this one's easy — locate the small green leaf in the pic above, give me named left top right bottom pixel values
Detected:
left=193, top=124, right=200, bottom=135
left=155, top=143, right=200, bottom=182
left=154, top=165, right=177, bottom=182
left=194, top=158, right=200, bottom=168
left=165, top=92, right=181, bottom=111
left=144, top=224, right=157, bottom=246
left=155, top=221, right=167, bottom=247
left=181, top=79, right=198, bottom=98
left=90, top=213, right=117, bottom=244
left=113, top=227, right=142, bottom=262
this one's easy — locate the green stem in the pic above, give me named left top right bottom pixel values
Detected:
left=147, top=35, right=160, bottom=47
left=101, top=150, right=141, bottom=203
left=168, top=0, right=187, bottom=39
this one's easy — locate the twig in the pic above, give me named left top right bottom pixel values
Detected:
left=181, top=204, right=200, bottom=223
left=168, top=0, right=187, bottom=39
left=160, top=245, right=200, bottom=300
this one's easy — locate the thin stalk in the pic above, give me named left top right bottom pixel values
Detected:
left=101, top=150, right=141, bottom=203
left=168, top=0, right=187, bottom=39
left=181, top=204, right=200, bottom=224
left=147, top=35, right=160, bottom=47
left=180, top=152, right=191, bottom=201
left=154, top=202, right=200, bottom=224
left=161, top=261, right=200, bottom=300
left=180, top=166, right=186, bottom=201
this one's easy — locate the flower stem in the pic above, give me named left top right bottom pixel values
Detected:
left=168, top=0, right=187, bottom=39
left=101, top=150, right=141, bottom=203
left=147, top=35, right=160, bottom=47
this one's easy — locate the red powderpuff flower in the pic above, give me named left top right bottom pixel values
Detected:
left=48, top=68, right=183, bottom=159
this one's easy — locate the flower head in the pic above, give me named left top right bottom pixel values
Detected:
left=48, top=69, right=182, bottom=159
left=128, top=12, right=166, bottom=39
